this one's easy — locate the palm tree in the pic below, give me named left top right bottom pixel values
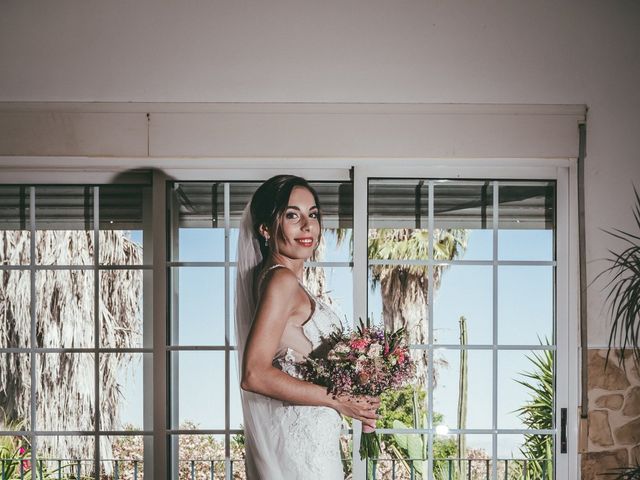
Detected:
left=368, top=227, right=469, bottom=387
left=0, top=229, right=142, bottom=471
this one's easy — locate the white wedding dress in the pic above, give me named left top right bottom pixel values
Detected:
left=244, top=264, right=346, bottom=480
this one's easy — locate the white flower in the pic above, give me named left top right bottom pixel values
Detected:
left=367, top=343, right=383, bottom=357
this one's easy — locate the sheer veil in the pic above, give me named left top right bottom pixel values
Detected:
left=235, top=203, right=283, bottom=479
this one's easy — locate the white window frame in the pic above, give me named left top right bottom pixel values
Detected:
left=0, top=157, right=579, bottom=480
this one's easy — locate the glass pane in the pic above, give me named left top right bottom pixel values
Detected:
left=498, top=434, right=554, bottom=479
left=1, top=270, right=31, bottom=348
left=498, top=181, right=555, bottom=261
left=229, top=227, right=240, bottom=262
left=432, top=434, right=493, bottom=480
left=368, top=266, right=428, bottom=345
left=172, top=182, right=225, bottom=263
left=36, top=186, right=94, bottom=266
left=305, top=265, right=352, bottom=328
left=36, top=435, right=95, bottom=478
left=231, top=432, right=246, bottom=478
left=171, top=267, right=225, bottom=346
left=0, top=353, right=31, bottom=429
left=100, top=353, right=146, bottom=431
left=368, top=267, right=383, bottom=327
left=99, top=230, right=144, bottom=265
left=230, top=355, right=243, bottom=430
left=434, top=180, right=494, bottom=261
left=433, top=350, right=493, bottom=430
left=498, top=350, right=555, bottom=430
left=368, top=229, right=431, bottom=261
left=171, top=351, right=225, bottom=430
left=340, top=434, right=352, bottom=478
left=36, top=353, right=95, bottom=431
left=433, top=265, right=493, bottom=345
left=100, top=269, right=144, bottom=348
left=0, top=434, right=31, bottom=476
left=99, top=185, right=146, bottom=265
left=498, top=266, right=554, bottom=345
left=171, top=434, right=227, bottom=479
left=36, top=270, right=94, bottom=348
left=378, top=383, right=425, bottom=435
left=230, top=266, right=237, bottom=346
left=0, top=186, right=31, bottom=265
left=103, top=435, right=147, bottom=479
left=369, top=179, right=428, bottom=228
left=317, top=228, right=352, bottom=263
left=499, top=230, right=554, bottom=262
left=376, top=432, right=427, bottom=478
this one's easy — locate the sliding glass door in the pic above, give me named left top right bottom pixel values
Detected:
left=363, top=178, right=559, bottom=479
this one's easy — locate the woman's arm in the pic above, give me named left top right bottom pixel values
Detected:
left=240, top=267, right=379, bottom=427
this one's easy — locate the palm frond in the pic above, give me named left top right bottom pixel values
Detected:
left=593, top=184, right=640, bottom=369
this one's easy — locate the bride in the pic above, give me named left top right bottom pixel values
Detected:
left=235, top=175, right=380, bottom=479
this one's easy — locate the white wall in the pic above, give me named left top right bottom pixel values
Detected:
left=1, top=0, right=639, bottom=345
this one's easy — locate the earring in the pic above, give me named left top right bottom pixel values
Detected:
left=264, top=236, right=269, bottom=247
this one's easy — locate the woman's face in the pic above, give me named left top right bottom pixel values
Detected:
left=272, top=186, right=320, bottom=261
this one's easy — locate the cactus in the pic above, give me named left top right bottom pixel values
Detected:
left=457, top=316, right=468, bottom=477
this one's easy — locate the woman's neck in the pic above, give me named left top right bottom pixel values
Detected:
left=265, top=254, right=304, bottom=280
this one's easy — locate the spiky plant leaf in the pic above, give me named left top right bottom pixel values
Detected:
left=592, top=184, right=640, bottom=368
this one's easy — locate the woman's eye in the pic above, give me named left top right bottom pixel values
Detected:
left=286, top=212, right=299, bottom=220
left=309, top=211, right=319, bottom=219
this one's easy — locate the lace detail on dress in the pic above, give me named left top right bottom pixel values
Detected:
left=273, top=348, right=303, bottom=379
left=277, top=404, right=344, bottom=478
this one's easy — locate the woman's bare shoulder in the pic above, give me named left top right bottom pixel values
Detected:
left=259, top=265, right=300, bottom=299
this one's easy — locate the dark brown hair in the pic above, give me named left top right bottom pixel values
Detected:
left=250, top=175, right=322, bottom=260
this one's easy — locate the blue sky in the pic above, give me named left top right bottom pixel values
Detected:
left=118, top=227, right=554, bottom=458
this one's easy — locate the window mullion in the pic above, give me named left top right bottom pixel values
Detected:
left=427, top=180, right=434, bottom=480
left=94, top=187, right=100, bottom=479
left=152, top=170, right=169, bottom=480
left=492, top=180, right=499, bottom=480
left=29, top=186, right=36, bottom=479
left=352, top=167, right=368, bottom=479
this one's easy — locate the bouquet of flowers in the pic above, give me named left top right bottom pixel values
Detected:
left=300, top=320, right=415, bottom=460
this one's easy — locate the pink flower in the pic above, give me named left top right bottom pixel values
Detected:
left=394, top=348, right=406, bottom=364
left=350, top=338, right=369, bottom=352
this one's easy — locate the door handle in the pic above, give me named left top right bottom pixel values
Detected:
left=560, top=407, right=567, bottom=453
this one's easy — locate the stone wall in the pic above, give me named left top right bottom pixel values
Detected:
left=582, top=349, right=640, bottom=479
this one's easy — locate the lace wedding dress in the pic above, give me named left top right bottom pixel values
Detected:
left=245, top=264, right=346, bottom=480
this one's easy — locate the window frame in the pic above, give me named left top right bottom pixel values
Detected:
left=0, top=158, right=578, bottom=480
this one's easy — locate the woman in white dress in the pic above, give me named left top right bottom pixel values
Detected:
left=235, top=175, right=379, bottom=480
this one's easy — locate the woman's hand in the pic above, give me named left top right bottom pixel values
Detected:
left=332, top=394, right=380, bottom=429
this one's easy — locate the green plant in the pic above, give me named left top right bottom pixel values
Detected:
left=593, top=184, right=640, bottom=368
left=0, top=435, right=67, bottom=480
left=513, top=343, right=554, bottom=479
left=599, top=465, right=640, bottom=479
